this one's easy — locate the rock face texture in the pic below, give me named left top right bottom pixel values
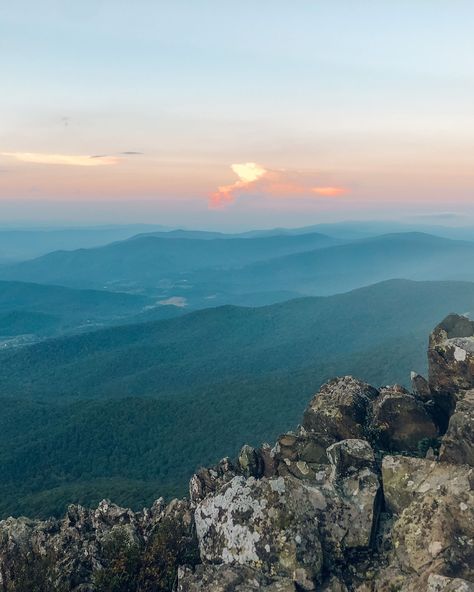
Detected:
left=0, top=314, right=473, bottom=591
left=429, top=314, right=474, bottom=396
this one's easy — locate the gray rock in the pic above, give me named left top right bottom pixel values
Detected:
left=238, top=444, right=264, bottom=478
left=177, top=564, right=297, bottom=591
left=428, top=575, right=474, bottom=592
left=189, top=457, right=237, bottom=504
left=326, top=438, right=376, bottom=478
left=194, top=475, right=323, bottom=588
left=429, top=314, right=474, bottom=396
left=302, top=377, right=378, bottom=461
left=369, top=386, right=438, bottom=452
left=439, top=390, right=474, bottom=466
left=381, top=455, right=473, bottom=514
left=411, top=371, right=431, bottom=399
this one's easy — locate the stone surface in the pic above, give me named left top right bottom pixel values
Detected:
left=301, top=377, right=378, bottom=461
left=326, top=438, right=376, bottom=477
left=429, top=314, right=474, bottom=396
left=381, top=455, right=473, bottom=514
left=177, top=564, right=297, bottom=591
left=411, top=371, right=431, bottom=399
left=439, top=390, right=474, bottom=466
left=189, top=457, right=237, bottom=505
left=370, top=386, right=438, bottom=452
left=194, top=475, right=323, bottom=588
left=428, top=575, right=474, bottom=592
left=238, top=444, right=265, bottom=478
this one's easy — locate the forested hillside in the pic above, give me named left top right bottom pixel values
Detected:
left=1, top=279, right=473, bottom=518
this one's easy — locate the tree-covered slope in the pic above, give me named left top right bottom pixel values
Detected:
left=0, top=281, right=181, bottom=340
left=1, top=279, right=474, bottom=518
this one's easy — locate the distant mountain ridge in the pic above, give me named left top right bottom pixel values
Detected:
left=0, top=231, right=340, bottom=295
left=1, top=232, right=474, bottom=309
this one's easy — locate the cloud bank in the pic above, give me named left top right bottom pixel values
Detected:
left=209, top=162, right=347, bottom=209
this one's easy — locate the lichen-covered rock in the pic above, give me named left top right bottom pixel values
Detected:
left=382, top=455, right=471, bottom=514
left=319, top=440, right=380, bottom=559
left=411, top=371, right=431, bottom=399
left=301, top=377, right=378, bottom=461
left=189, top=457, right=238, bottom=504
left=194, top=475, right=323, bottom=589
left=326, top=438, right=376, bottom=477
left=369, top=386, right=438, bottom=452
left=238, top=444, right=265, bottom=478
left=0, top=498, right=196, bottom=592
left=429, top=314, right=474, bottom=396
left=194, top=438, right=381, bottom=588
left=391, top=490, right=474, bottom=583
left=177, top=564, right=297, bottom=591
left=428, top=574, right=474, bottom=592
left=381, top=455, right=473, bottom=514
left=439, top=390, right=474, bottom=466
left=377, top=453, right=474, bottom=591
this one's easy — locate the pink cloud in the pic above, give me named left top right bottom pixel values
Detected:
left=209, top=163, right=348, bottom=209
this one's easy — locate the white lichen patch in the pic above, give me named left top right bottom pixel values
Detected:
left=195, top=476, right=269, bottom=564
left=454, top=346, right=467, bottom=362
left=269, top=477, right=286, bottom=494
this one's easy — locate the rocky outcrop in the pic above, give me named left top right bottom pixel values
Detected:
left=0, top=314, right=473, bottom=591
left=439, top=389, right=474, bottom=466
left=429, top=314, right=474, bottom=396
left=370, top=385, right=438, bottom=452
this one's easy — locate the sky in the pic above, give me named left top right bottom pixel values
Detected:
left=1, top=0, right=474, bottom=229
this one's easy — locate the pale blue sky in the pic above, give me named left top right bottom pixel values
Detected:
left=1, top=1, right=474, bottom=228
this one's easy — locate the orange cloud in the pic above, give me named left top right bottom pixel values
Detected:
left=311, top=186, right=348, bottom=196
left=210, top=162, right=266, bottom=208
left=209, top=163, right=348, bottom=208
left=1, top=152, right=119, bottom=167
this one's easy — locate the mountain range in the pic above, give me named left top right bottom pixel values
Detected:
left=1, top=231, right=474, bottom=310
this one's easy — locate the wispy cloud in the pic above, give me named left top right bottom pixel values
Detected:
left=209, top=162, right=348, bottom=209
left=1, top=152, right=119, bottom=167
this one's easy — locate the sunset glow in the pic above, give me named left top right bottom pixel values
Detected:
left=1, top=152, right=119, bottom=167
left=1, top=1, right=473, bottom=226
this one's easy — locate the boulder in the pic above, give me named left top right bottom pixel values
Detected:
left=189, top=457, right=237, bottom=504
left=378, top=454, right=474, bottom=591
left=238, top=444, right=265, bottom=478
left=302, top=377, right=378, bottom=461
left=381, top=455, right=473, bottom=515
left=369, top=386, right=438, bottom=452
left=429, top=314, right=474, bottom=396
left=427, top=575, right=474, bottom=592
left=194, top=475, right=323, bottom=589
left=194, top=441, right=381, bottom=585
left=320, top=440, right=381, bottom=558
left=326, top=438, right=376, bottom=478
left=439, top=390, right=474, bottom=466
left=390, top=489, right=474, bottom=584
left=411, top=371, right=431, bottom=399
